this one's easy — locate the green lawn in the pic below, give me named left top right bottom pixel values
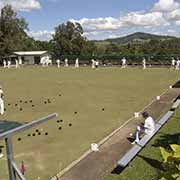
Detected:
left=0, top=66, right=179, bottom=180
left=105, top=108, right=180, bottom=180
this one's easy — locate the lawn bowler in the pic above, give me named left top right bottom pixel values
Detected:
left=0, top=86, right=4, bottom=115
left=19, top=57, right=22, bottom=67
left=130, top=112, right=155, bottom=144
left=95, top=60, right=99, bottom=69
left=15, top=59, right=19, bottom=68
left=56, top=59, right=60, bottom=68
left=75, top=58, right=79, bottom=68
left=65, top=58, right=69, bottom=67
left=7, top=60, right=11, bottom=68
left=121, top=57, right=127, bottom=68
left=171, top=57, right=176, bottom=69
left=91, top=59, right=95, bottom=69
left=142, top=58, right=146, bottom=69
left=176, top=58, right=180, bottom=70
left=3, top=59, right=7, bottom=68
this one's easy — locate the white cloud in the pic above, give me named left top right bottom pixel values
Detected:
left=27, top=30, right=54, bottom=41
left=121, top=11, right=169, bottom=27
left=152, top=0, right=180, bottom=12
left=69, top=0, right=180, bottom=40
left=0, top=0, right=41, bottom=12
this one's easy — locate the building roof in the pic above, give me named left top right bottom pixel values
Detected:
left=13, top=51, right=48, bottom=56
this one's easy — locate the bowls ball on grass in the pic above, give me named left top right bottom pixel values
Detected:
left=18, top=138, right=21, bottom=141
left=58, top=127, right=62, bottom=130
left=74, top=111, right=77, bottom=114
left=38, top=132, right=41, bottom=135
left=27, top=134, right=31, bottom=137
left=102, top=108, right=105, bottom=111
left=32, top=105, right=35, bottom=107
left=45, top=132, right=48, bottom=136
left=69, top=123, right=72, bottom=127
left=60, top=120, right=63, bottom=122
left=35, top=129, right=39, bottom=133
left=32, top=133, right=36, bottom=136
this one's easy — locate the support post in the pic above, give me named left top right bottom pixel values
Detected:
left=5, top=137, right=16, bottom=180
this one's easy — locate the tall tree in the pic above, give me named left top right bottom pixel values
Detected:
left=0, top=5, right=28, bottom=57
left=53, top=21, right=86, bottom=57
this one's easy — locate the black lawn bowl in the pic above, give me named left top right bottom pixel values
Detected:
left=24, top=101, right=28, bottom=104
left=8, top=103, right=11, bottom=106
left=32, top=133, right=36, bottom=136
left=19, top=100, right=22, bottom=103
left=58, top=127, right=62, bottom=130
left=44, top=101, right=47, bottom=104
left=20, top=108, right=23, bottom=111
left=27, top=134, right=31, bottom=137
left=18, top=138, right=21, bottom=141
left=38, top=132, right=41, bottom=135
left=29, top=100, right=33, bottom=103
left=69, top=123, right=72, bottom=127
left=57, top=120, right=60, bottom=123
left=15, top=104, right=18, bottom=106
left=4, top=108, right=6, bottom=111
left=32, top=105, right=35, bottom=107
left=45, top=132, right=48, bottom=136
left=102, top=108, right=105, bottom=111
left=59, top=94, right=61, bottom=97
left=74, top=111, right=77, bottom=114
left=60, top=120, right=63, bottom=122
left=35, top=129, right=39, bottom=132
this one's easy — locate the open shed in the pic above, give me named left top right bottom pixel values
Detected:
left=13, top=51, right=49, bottom=64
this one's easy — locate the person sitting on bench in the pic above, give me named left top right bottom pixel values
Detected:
left=131, top=111, right=155, bottom=144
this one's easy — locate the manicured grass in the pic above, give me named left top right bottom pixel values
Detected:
left=105, top=108, right=180, bottom=180
left=0, top=66, right=179, bottom=180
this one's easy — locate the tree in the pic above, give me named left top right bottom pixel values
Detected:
left=53, top=21, right=88, bottom=57
left=0, top=5, right=28, bottom=57
left=160, top=144, right=180, bottom=180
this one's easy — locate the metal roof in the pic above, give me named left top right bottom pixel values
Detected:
left=13, top=51, right=48, bottom=56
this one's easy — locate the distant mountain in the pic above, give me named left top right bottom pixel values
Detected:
left=94, top=32, right=176, bottom=45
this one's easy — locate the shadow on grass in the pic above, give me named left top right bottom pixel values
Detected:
left=152, top=132, right=180, bottom=150
left=111, top=166, right=125, bottom=174
left=137, top=155, right=165, bottom=171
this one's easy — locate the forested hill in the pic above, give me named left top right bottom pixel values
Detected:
left=94, top=32, right=177, bottom=45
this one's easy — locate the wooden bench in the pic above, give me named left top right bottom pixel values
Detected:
left=117, top=99, right=180, bottom=168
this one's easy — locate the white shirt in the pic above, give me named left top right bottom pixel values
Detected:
left=0, top=89, right=4, bottom=99
left=95, top=61, right=99, bottom=66
left=122, top=58, right=126, bottom=64
left=56, top=59, right=60, bottom=63
left=144, top=116, right=155, bottom=135
left=172, top=59, right=176, bottom=66
left=177, top=60, right=180, bottom=66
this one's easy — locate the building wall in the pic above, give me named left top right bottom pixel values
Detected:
left=24, top=56, right=34, bottom=64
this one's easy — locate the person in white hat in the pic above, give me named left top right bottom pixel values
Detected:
left=176, top=58, right=180, bottom=70
left=121, top=57, right=127, bottom=68
left=142, top=58, right=146, bottom=69
left=65, top=58, right=69, bottom=67
left=56, top=59, right=60, bottom=68
left=7, top=60, right=11, bottom=69
left=0, top=87, right=4, bottom=115
left=75, top=58, right=79, bottom=68
left=3, top=59, right=7, bottom=68
left=91, top=59, right=95, bottom=69
left=171, top=57, right=176, bottom=69
left=15, top=59, right=19, bottom=68
left=18, top=57, right=22, bottom=67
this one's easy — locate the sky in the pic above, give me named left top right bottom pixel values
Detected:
left=0, top=0, right=180, bottom=41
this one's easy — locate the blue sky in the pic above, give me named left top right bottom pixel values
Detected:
left=1, top=0, right=180, bottom=40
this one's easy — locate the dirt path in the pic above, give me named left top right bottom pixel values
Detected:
left=57, top=88, right=180, bottom=180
